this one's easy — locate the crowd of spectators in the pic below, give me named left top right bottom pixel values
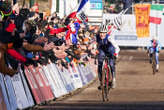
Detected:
left=0, top=1, right=98, bottom=77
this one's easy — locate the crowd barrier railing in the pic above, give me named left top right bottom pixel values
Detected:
left=0, top=60, right=97, bottom=110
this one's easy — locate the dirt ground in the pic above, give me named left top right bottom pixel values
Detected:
left=37, top=50, right=164, bottom=110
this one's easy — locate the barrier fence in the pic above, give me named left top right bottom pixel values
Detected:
left=0, top=60, right=97, bottom=110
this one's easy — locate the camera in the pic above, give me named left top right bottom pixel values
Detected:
left=48, top=36, right=65, bottom=46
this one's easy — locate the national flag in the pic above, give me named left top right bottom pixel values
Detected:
left=77, top=0, right=88, bottom=12
left=149, top=4, right=164, bottom=24
left=105, top=8, right=128, bottom=33
left=65, top=0, right=89, bottom=42
left=113, top=15, right=122, bottom=30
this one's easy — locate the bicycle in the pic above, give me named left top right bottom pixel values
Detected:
left=101, top=55, right=114, bottom=102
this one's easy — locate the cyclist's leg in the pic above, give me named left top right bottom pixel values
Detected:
left=107, top=46, right=116, bottom=78
left=149, top=47, right=154, bottom=63
left=108, top=58, right=116, bottom=88
left=108, top=58, right=115, bottom=78
left=155, top=52, right=159, bottom=70
left=98, top=49, right=105, bottom=88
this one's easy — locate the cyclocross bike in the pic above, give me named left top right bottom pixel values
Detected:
left=101, top=55, right=114, bottom=101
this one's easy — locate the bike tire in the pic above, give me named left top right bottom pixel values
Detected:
left=101, top=66, right=110, bottom=102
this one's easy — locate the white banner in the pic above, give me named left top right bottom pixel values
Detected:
left=103, top=14, right=152, bottom=47
left=42, top=65, right=60, bottom=98
left=57, top=67, right=75, bottom=92
left=68, top=64, right=83, bottom=89
left=19, top=69, right=34, bottom=107
left=11, top=73, right=30, bottom=109
left=4, top=75, right=18, bottom=110
left=48, top=63, right=68, bottom=96
left=0, top=74, right=11, bottom=110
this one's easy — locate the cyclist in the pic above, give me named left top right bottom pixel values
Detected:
left=96, top=23, right=120, bottom=89
left=147, top=37, right=162, bottom=72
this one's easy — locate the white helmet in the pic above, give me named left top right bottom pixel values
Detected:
left=99, top=23, right=108, bottom=33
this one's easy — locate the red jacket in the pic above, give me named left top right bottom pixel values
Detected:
left=5, top=23, right=16, bottom=33
left=49, top=27, right=68, bottom=35
left=7, top=49, right=27, bottom=63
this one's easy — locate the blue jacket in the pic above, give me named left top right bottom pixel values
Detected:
left=96, top=34, right=114, bottom=53
left=147, top=40, right=162, bottom=52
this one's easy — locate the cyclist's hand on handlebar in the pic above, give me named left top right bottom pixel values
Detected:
left=95, top=50, right=99, bottom=54
left=114, top=53, right=118, bottom=58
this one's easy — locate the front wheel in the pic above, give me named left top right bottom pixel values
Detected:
left=101, top=66, right=110, bottom=101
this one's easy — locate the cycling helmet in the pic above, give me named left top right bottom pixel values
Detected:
left=99, top=23, right=108, bottom=33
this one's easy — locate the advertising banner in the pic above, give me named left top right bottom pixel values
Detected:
left=69, top=64, right=83, bottom=89
left=28, top=66, right=45, bottom=102
left=77, top=65, right=88, bottom=85
left=24, top=66, right=43, bottom=104
left=135, top=4, right=150, bottom=37
left=11, top=73, right=30, bottom=109
left=0, top=83, right=7, bottom=110
left=48, top=63, right=68, bottom=96
left=57, top=67, right=75, bottom=92
left=0, top=74, right=11, bottom=110
left=4, top=75, right=18, bottom=110
left=90, top=0, right=103, bottom=10
left=103, top=14, right=151, bottom=47
left=42, top=65, right=60, bottom=98
left=36, top=66, right=54, bottom=101
left=19, top=69, right=34, bottom=107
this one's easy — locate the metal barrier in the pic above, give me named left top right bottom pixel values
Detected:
left=0, top=61, right=97, bottom=110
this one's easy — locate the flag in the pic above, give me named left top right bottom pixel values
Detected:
left=105, top=8, right=128, bottom=33
left=77, top=0, right=88, bottom=12
left=112, top=14, right=122, bottom=30
left=65, top=0, right=88, bottom=42
left=135, top=4, right=150, bottom=37
left=149, top=4, right=164, bottom=24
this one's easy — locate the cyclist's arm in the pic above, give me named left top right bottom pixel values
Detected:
left=108, top=37, right=120, bottom=55
left=157, top=40, right=162, bottom=51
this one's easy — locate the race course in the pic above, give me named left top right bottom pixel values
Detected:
left=37, top=50, right=164, bottom=110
